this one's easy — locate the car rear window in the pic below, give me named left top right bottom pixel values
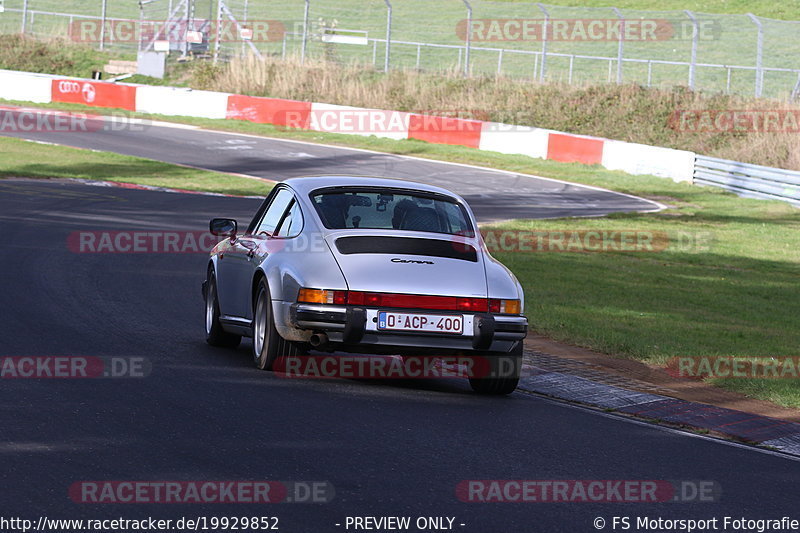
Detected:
left=311, top=188, right=474, bottom=236
left=335, top=236, right=478, bottom=262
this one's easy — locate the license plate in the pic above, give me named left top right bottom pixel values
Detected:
left=377, top=312, right=464, bottom=334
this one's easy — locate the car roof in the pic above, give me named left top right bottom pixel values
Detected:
left=282, top=176, right=464, bottom=201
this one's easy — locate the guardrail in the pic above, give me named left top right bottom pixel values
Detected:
left=694, top=155, right=800, bottom=206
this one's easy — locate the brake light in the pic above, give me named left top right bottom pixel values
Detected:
left=456, top=297, right=489, bottom=311
left=347, top=292, right=489, bottom=312
left=489, top=299, right=521, bottom=314
left=298, top=289, right=520, bottom=314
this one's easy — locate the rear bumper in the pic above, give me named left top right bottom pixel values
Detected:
left=290, top=303, right=527, bottom=353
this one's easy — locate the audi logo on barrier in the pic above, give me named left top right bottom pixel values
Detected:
left=57, top=81, right=97, bottom=104
left=58, top=81, right=81, bottom=93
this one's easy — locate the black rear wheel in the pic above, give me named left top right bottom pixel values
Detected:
left=468, top=341, right=522, bottom=395
left=252, top=278, right=307, bottom=371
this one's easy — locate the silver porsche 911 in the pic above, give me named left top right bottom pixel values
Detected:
left=202, top=176, right=528, bottom=394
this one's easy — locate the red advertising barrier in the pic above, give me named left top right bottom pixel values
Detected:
left=226, top=94, right=312, bottom=129
left=546, top=133, right=604, bottom=165
left=408, top=114, right=483, bottom=148
left=51, top=79, right=137, bottom=111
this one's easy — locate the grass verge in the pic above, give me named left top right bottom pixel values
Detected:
left=2, top=100, right=798, bottom=408
left=0, top=136, right=273, bottom=197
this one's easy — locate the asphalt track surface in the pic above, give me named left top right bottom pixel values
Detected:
left=0, top=106, right=662, bottom=222
left=0, top=110, right=798, bottom=532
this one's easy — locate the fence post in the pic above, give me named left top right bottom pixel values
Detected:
left=747, top=13, right=764, bottom=97
left=726, top=67, right=731, bottom=93
left=138, top=2, right=143, bottom=52
left=383, top=0, right=392, bottom=72
left=182, top=0, right=190, bottom=57
left=301, top=0, right=309, bottom=64
left=612, top=7, right=624, bottom=84
left=497, top=48, right=503, bottom=75
left=241, top=0, right=249, bottom=56
left=214, top=0, right=223, bottom=62
left=100, top=0, right=108, bottom=51
left=684, top=10, right=698, bottom=90
left=461, top=0, right=472, bottom=77
left=20, top=0, right=28, bottom=33
left=536, top=3, right=548, bottom=81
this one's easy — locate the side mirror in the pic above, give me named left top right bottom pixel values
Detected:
left=210, top=218, right=237, bottom=237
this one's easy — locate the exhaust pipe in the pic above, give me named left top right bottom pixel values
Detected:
left=309, top=332, right=329, bottom=348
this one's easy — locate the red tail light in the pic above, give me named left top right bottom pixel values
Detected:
left=346, top=292, right=489, bottom=312
left=299, top=289, right=519, bottom=314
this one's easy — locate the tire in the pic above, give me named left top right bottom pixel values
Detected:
left=252, top=278, right=307, bottom=371
left=468, top=341, right=522, bottom=395
left=204, top=270, right=241, bottom=348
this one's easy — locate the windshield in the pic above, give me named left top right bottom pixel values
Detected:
left=311, top=188, right=474, bottom=236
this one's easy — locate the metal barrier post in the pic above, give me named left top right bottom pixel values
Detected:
left=384, top=0, right=392, bottom=72
left=301, top=0, right=309, bottom=64
left=497, top=49, right=504, bottom=75
left=748, top=13, right=764, bottom=97
left=536, top=3, right=548, bottom=81
left=100, top=0, right=108, bottom=51
left=20, top=0, right=28, bottom=33
left=685, top=10, right=699, bottom=90
left=461, top=0, right=472, bottom=76
left=214, top=0, right=223, bottom=62
left=242, top=0, right=249, bottom=56
left=612, top=7, right=624, bottom=83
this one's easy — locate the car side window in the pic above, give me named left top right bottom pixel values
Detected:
left=254, top=188, right=294, bottom=236
left=441, top=202, right=471, bottom=235
left=275, top=200, right=303, bottom=238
